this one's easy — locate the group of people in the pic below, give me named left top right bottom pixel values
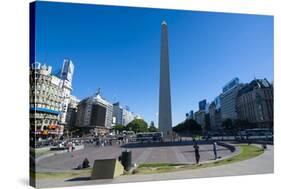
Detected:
left=95, top=138, right=110, bottom=147
left=94, top=137, right=130, bottom=147
left=193, top=140, right=218, bottom=164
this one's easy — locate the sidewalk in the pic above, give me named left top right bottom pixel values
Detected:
left=37, top=145, right=273, bottom=188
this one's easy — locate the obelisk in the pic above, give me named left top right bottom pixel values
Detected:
left=159, top=20, right=173, bottom=140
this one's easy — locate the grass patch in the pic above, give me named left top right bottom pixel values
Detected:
left=32, top=168, right=92, bottom=180
left=134, top=144, right=264, bottom=175
left=206, top=144, right=264, bottom=166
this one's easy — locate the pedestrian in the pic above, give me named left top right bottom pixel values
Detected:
left=82, top=158, right=90, bottom=168
left=98, top=137, right=102, bottom=148
left=213, top=142, right=218, bottom=160
left=194, top=144, right=200, bottom=164
left=67, top=142, right=73, bottom=152
left=101, top=140, right=104, bottom=147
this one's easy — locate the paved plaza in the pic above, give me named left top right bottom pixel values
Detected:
left=37, top=143, right=233, bottom=172
left=36, top=145, right=273, bottom=188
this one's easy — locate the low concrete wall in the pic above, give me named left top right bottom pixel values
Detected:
left=236, top=140, right=273, bottom=145
left=31, top=146, right=51, bottom=154
left=91, top=159, right=124, bottom=180
left=217, top=142, right=236, bottom=152
left=122, top=140, right=213, bottom=148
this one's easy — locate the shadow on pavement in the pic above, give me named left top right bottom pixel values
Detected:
left=65, top=176, right=91, bottom=182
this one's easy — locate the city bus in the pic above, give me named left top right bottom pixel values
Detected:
left=136, top=132, right=163, bottom=142
left=122, top=131, right=135, bottom=136
left=237, top=128, right=273, bottom=140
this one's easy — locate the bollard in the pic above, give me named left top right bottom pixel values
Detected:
left=121, top=150, right=132, bottom=171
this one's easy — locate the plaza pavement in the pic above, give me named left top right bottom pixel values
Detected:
left=36, top=145, right=273, bottom=188
left=36, top=143, right=233, bottom=172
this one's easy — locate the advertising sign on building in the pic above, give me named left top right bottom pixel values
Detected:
left=222, top=77, right=239, bottom=93
left=61, top=59, right=74, bottom=83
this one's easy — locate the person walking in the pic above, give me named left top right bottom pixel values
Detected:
left=213, top=142, right=218, bottom=160
left=194, top=144, right=200, bottom=164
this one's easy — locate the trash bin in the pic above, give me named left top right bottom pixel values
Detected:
left=121, top=150, right=132, bottom=171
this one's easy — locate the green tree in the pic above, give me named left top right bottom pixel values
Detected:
left=126, top=119, right=148, bottom=133
left=148, top=126, right=158, bottom=132
left=112, top=124, right=125, bottom=133
left=234, top=119, right=252, bottom=131
left=148, top=121, right=158, bottom=132
left=172, top=121, right=185, bottom=133
left=187, top=119, right=202, bottom=135
left=173, top=119, right=202, bottom=136
left=205, top=113, right=211, bottom=131
left=221, top=119, right=234, bottom=131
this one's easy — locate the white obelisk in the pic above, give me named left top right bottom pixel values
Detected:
left=159, top=20, right=173, bottom=140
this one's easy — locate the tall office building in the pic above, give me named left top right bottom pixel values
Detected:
left=220, top=78, right=243, bottom=121
left=214, top=96, right=221, bottom=109
left=75, top=98, right=91, bottom=127
left=158, top=20, right=173, bottom=140
left=195, top=110, right=206, bottom=129
left=199, top=99, right=207, bottom=111
left=30, top=59, right=75, bottom=141
left=59, top=59, right=75, bottom=125
left=112, top=102, right=123, bottom=126
left=60, top=58, right=74, bottom=83
left=65, top=95, right=79, bottom=128
left=91, top=104, right=107, bottom=127
left=30, top=62, right=64, bottom=141
left=122, top=107, right=135, bottom=126
left=189, top=110, right=194, bottom=120
left=75, top=89, right=113, bottom=135
left=112, top=102, right=135, bottom=126
left=209, top=101, right=222, bottom=130
left=236, top=79, right=273, bottom=128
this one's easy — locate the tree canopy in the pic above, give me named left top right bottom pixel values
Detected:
left=233, top=119, right=252, bottom=131
left=221, top=118, right=234, bottom=131
left=126, top=119, right=149, bottom=133
left=112, top=124, right=126, bottom=133
left=148, top=121, right=158, bottom=132
left=148, top=125, right=158, bottom=132
left=173, top=119, right=202, bottom=135
left=205, top=113, right=211, bottom=131
left=112, top=119, right=158, bottom=133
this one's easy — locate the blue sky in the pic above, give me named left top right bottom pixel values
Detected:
left=34, top=1, right=273, bottom=126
